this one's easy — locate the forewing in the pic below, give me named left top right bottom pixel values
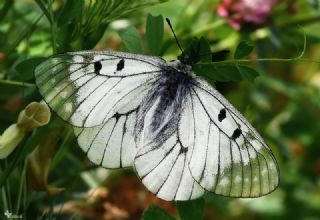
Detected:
left=187, top=78, right=279, bottom=197
left=34, top=51, right=164, bottom=127
left=74, top=109, right=137, bottom=168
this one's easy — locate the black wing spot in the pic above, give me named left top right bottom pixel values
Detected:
left=116, top=59, right=125, bottom=71
left=218, top=108, right=226, bottom=122
left=231, top=128, right=242, bottom=140
left=94, top=61, right=102, bottom=74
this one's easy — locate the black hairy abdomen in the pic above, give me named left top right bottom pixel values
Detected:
left=135, top=67, right=194, bottom=143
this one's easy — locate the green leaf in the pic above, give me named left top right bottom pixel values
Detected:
left=194, top=63, right=259, bottom=83
left=194, top=63, right=237, bottom=83
left=15, top=57, right=47, bottom=81
left=82, top=23, right=109, bottom=50
left=141, top=205, right=175, bottom=220
left=185, top=37, right=211, bottom=63
left=197, top=37, right=211, bottom=62
left=177, top=198, right=205, bottom=220
left=118, top=26, right=144, bottom=53
left=237, top=65, right=260, bottom=83
left=34, top=0, right=53, bottom=24
left=94, top=0, right=168, bottom=24
left=146, top=14, right=164, bottom=55
left=212, top=50, right=230, bottom=62
left=56, top=24, right=75, bottom=51
left=54, top=0, right=167, bottom=49
left=193, top=64, right=216, bottom=85
left=214, top=64, right=243, bottom=81
left=57, top=0, right=84, bottom=27
left=234, top=41, right=254, bottom=59
left=79, top=0, right=167, bottom=33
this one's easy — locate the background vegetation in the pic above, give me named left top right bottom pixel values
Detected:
left=1, top=0, right=320, bottom=219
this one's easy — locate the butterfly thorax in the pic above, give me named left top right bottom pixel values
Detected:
left=159, top=60, right=194, bottom=100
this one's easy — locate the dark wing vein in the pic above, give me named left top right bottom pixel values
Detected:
left=68, top=78, right=123, bottom=125
left=100, top=119, right=119, bottom=166
left=140, top=141, right=178, bottom=180
left=155, top=143, right=181, bottom=195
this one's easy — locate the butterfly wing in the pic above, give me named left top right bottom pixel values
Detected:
left=34, top=51, right=164, bottom=128
left=35, top=51, right=165, bottom=168
left=74, top=109, right=137, bottom=168
left=133, top=75, right=279, bottom=200
left=187, top=78, right=280, bottom=197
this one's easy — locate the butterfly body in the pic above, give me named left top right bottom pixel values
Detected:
left=35, top=51, right=279, bottom=201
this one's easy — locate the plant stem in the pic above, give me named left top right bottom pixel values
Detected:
left=200, top=31, right=315, bottom=65
left=1, top=186, right=8, bottom=212
left=282, top=15, right=320, bottom=27
left=0, top=79, right=35, bottom=87
left=48, top=0, right=57, bottom=53
left=184, top=20, right=225, bottom=39
left=15, top=159, right=27, bottom=214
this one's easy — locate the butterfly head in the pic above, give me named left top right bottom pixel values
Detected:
left=168, top=59, right=193, bottom=75
left=165, top=18, right=196, bottom=68
left=177, top=53, right=194, bottom=66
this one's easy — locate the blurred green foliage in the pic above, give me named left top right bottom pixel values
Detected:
left=1, top=0, right=320, bottom=219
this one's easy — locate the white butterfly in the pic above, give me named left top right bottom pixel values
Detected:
left=34, top=49, right=279, bottom=201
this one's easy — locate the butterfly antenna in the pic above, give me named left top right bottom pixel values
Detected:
left=166, top=18, right=184, bottom=54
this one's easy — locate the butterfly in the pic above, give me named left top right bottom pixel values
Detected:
left=34, top=27, right=279, bottom=201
